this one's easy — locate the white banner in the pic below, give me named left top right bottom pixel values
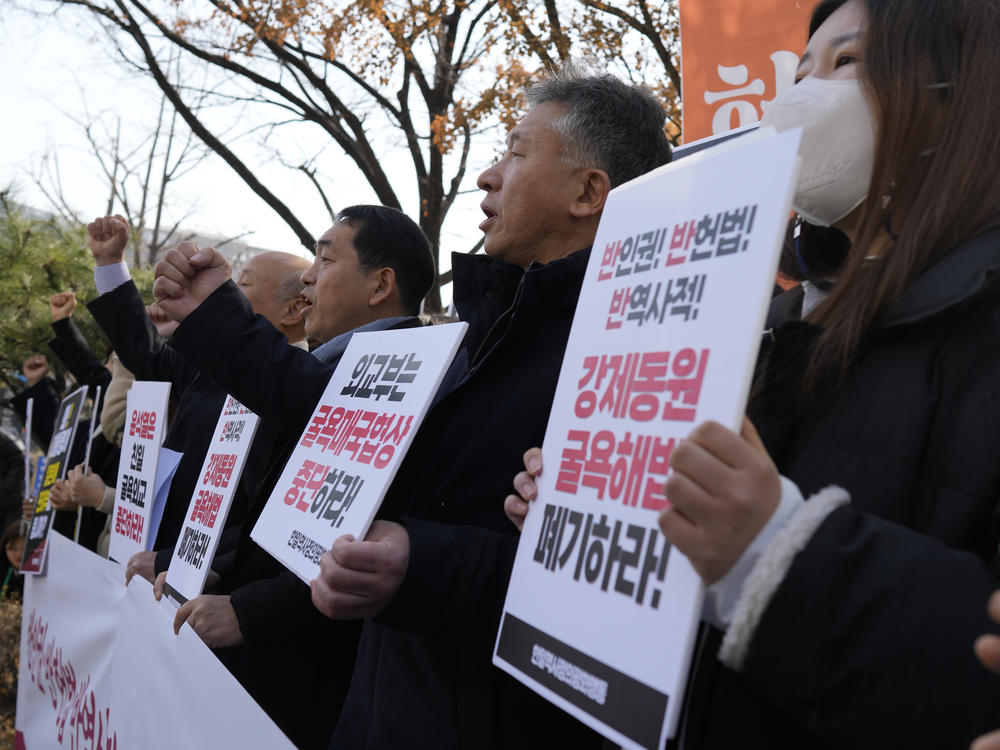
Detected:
left=108, top=382, right=170, bottom=564
left=252, top=322, right=467, bottom=583
left=16, top=531, right=294, bottom=749
left=495, top=127, right=802, bottom=749
left=17, top=530, right=121, bottom=748
left=163, top=395, right=260, bottom=605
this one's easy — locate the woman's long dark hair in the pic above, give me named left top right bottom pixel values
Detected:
left=802, top=0, right=1000, bottom=395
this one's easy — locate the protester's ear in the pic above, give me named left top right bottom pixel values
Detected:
left=569, top=168, right=611, bottom=219
left=284, top=295, right=309, bottom=326
left=368, top=267, right=397, bottom=308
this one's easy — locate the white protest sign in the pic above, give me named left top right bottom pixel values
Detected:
left=252, top=322, right=467, bottom=583
left=494, top=127, right=802, bottom=750
left=162, top=396, right=260, bottom=605
left=108, top=381, right=170, bottom=564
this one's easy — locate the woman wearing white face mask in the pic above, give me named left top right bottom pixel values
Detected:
left=651, top=0, right=1000, bottom=747
left=505, top=1, right=1000, bottom=745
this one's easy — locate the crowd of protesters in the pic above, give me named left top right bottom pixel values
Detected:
left=7, top=0, right=1000, bottom=747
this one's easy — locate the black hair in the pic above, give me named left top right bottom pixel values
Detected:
left=335, top=205, right=436, bottom=315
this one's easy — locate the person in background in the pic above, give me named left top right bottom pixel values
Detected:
left=84, top=214, right=309, bottom=580
left=1, top=520, right=25, bottom=599
left=43, top=291, right=119, bottom=549
left=0, top=432, right=23, bottom=533
left=150, top=204, right=435, bottom=748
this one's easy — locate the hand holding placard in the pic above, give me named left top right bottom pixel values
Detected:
left=49, top=479, right=74, bottom=511
left=311, top=520, right=410, bottom=619
left=67, top=464, right=108, bottom=509
left=659, top=417, right=780, bottom=584
left=504, top=447, right=543, bottom=532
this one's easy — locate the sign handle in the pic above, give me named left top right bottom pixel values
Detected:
left=74, top=386, right=103, bottom=545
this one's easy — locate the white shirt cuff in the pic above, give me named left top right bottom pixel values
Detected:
left=701, top=475, right=804, bottom=629
left=94, top=261, right=131, bottom=295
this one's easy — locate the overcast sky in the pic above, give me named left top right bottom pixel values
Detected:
left=1, top=4, right=496, bottom=304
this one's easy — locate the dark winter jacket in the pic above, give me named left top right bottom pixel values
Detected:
left=329, top=249, right=604, bottom=750
left=167, top=281, right=420, bottom=749
left=48, top=317, right=119, bottom=548
left=87, top=281, right=277, bottom=554
left=673, top=228, right=1000, bottom=749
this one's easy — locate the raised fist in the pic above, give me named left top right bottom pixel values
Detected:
left=87, top=214, right=130, bottom=266
left=153, top=242, right=232, bottom=323
left=22, top=354, right=50, bottom=387
left=49, top=291, right=77, bottom=321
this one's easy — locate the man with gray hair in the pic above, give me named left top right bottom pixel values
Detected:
left=150, top=65, right=669, bottom=749
left=306, top=65, right=671, bottom=749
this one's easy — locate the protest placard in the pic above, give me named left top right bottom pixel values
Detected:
left=251, top=322, right=467, bottom=583
left=162, top=396, right=260, bottom=605
left=494, top=126, right=803, bottom=749
left=108, top=381, right=171, bottom=564
left=21, top=385, right=87, bottom=575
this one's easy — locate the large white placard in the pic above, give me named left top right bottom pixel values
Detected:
left=16, top=531, right=295, bottom=750
left=252, top=322, right=467, bottom=583
left=108, top=381, right=170, bottom=564
left=163, top=395, right=260, bottom=605
left=494, top=127, right=802, bottom=749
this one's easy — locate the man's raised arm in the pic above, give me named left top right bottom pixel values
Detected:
left=85, top=216, right=199, bottom=390
left=153, top=248, right=331, bottom=436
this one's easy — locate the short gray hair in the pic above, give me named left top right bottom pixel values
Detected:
left=526, top=63, right=672, bottom=187
left=274, top=270, right=306, bottom=302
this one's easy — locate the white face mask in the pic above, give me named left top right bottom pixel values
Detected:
left=761, top=76, right=877, bottom=227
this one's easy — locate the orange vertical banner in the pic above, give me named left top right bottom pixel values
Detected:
left=679, top=0, right=813, bottom=143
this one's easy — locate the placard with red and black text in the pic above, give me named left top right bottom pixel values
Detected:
left=162, top=396, right=260, bottom=605
left=494, top=127, right=803, bottom=749
left=108, top=381, right=170, bottom=564
left=252, top=323, right=467, bottom=583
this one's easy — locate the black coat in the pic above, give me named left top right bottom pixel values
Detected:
left=48, top=317, right=112, bottom=405
left=673, top=229, right=1000, bottom=749
left=169, top=256, right=604, bottom=750
left=87, top=282, right=276, bottom=554
left=0, top=432, right=24, bottom=531
left=335, top=250, right=603, bottom=750
left=169, top=281, right=391, bottom=750
left=48, top=317, right=118, bottom=548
